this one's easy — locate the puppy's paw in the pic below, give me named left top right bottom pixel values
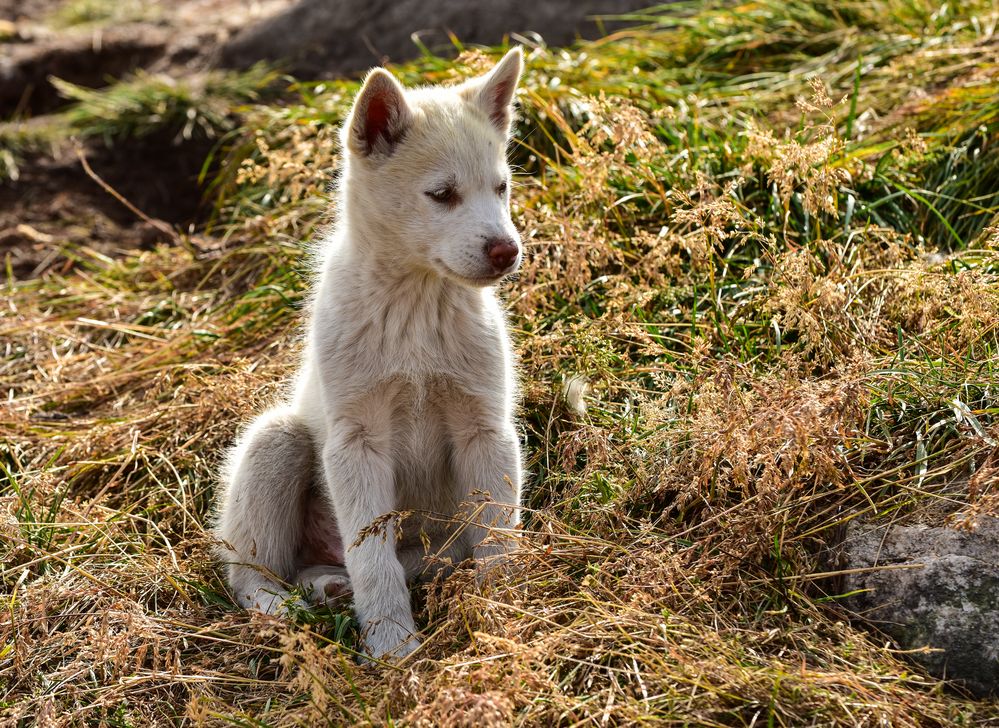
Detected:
left=299, top=566, right=353, bottom=606
left=247, top=588, right=309, bottom=616
left=317, top=573, right=353, bottom=602
left=360, top=618, right=422, bottom=662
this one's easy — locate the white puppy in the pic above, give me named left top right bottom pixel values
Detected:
left=215, top=48, right=525, bottom=659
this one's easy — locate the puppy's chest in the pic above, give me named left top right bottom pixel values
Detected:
left=390, top=376, right=463, bottom=511
left=390, top=372, right=460, bottom=443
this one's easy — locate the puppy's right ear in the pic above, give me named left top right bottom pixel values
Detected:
left=346, top=68, right=411, bottom=158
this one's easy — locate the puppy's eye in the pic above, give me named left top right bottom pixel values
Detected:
left=496, top=181, right=508, bottom=195
left=426, top=186, right=457, bottom=204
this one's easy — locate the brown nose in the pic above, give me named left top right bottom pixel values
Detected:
left=485, top=237, right=519, bottom=272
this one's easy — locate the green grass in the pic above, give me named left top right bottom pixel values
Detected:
left=2, top=0, right=999, bottom=724
left=51, top=64, right=282, bottom=144
left=0, top=115, right=70, bottom=181
left=46, top=0, right=163, bottom=29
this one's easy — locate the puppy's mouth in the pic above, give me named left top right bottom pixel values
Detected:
left=434, top=259, right=517, bottom=286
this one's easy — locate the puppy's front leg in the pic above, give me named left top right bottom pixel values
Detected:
left=450, top=417, right=523, bottom=567
left=322, top=406, right=419, bottom=660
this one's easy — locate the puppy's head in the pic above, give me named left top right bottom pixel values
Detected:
left=341, top=48, right=523, bottom=286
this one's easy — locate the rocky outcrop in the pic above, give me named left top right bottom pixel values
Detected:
left=843, top=517, right=999, bottom=697
left=219, top=0, right=657, bottom=78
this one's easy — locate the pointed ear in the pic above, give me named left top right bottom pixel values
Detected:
left=462, top=47, right=523, bottom=136
left=346, top=68, right=411, bottom=158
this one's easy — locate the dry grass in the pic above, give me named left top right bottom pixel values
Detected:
left=3, top=0, right=999, bottom=724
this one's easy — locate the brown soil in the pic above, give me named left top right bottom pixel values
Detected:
left=1, top=0, right=290, bottom=279
left=0, top=0, right=64, bottom=21
left=0, top=132, right=216, bottom=277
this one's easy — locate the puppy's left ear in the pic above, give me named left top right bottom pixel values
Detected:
left=462, top=47, right=523, bottom=136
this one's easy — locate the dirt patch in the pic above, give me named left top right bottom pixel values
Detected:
left=0, top=0, right=293, bottom=278
left=1, top=0, right=294, bottom=117
left=0, top=0, right=62, bottom=22
left=0, top=25, right=169, bottom=116
left=0, top=132, right=214, bottom=278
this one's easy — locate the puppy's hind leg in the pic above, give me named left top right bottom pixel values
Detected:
left=215, top=407, right=313, bottom=614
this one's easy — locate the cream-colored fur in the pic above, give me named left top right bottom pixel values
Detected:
left=215, top=48, right=525, bottom=660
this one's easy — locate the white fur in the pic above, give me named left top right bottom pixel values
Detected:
left=215, top=48, right=525, bottom=660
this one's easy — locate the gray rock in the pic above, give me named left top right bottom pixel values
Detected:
left=219, top=0, right=658, bottom=78
left=843, top=517, right=999, bottom=697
